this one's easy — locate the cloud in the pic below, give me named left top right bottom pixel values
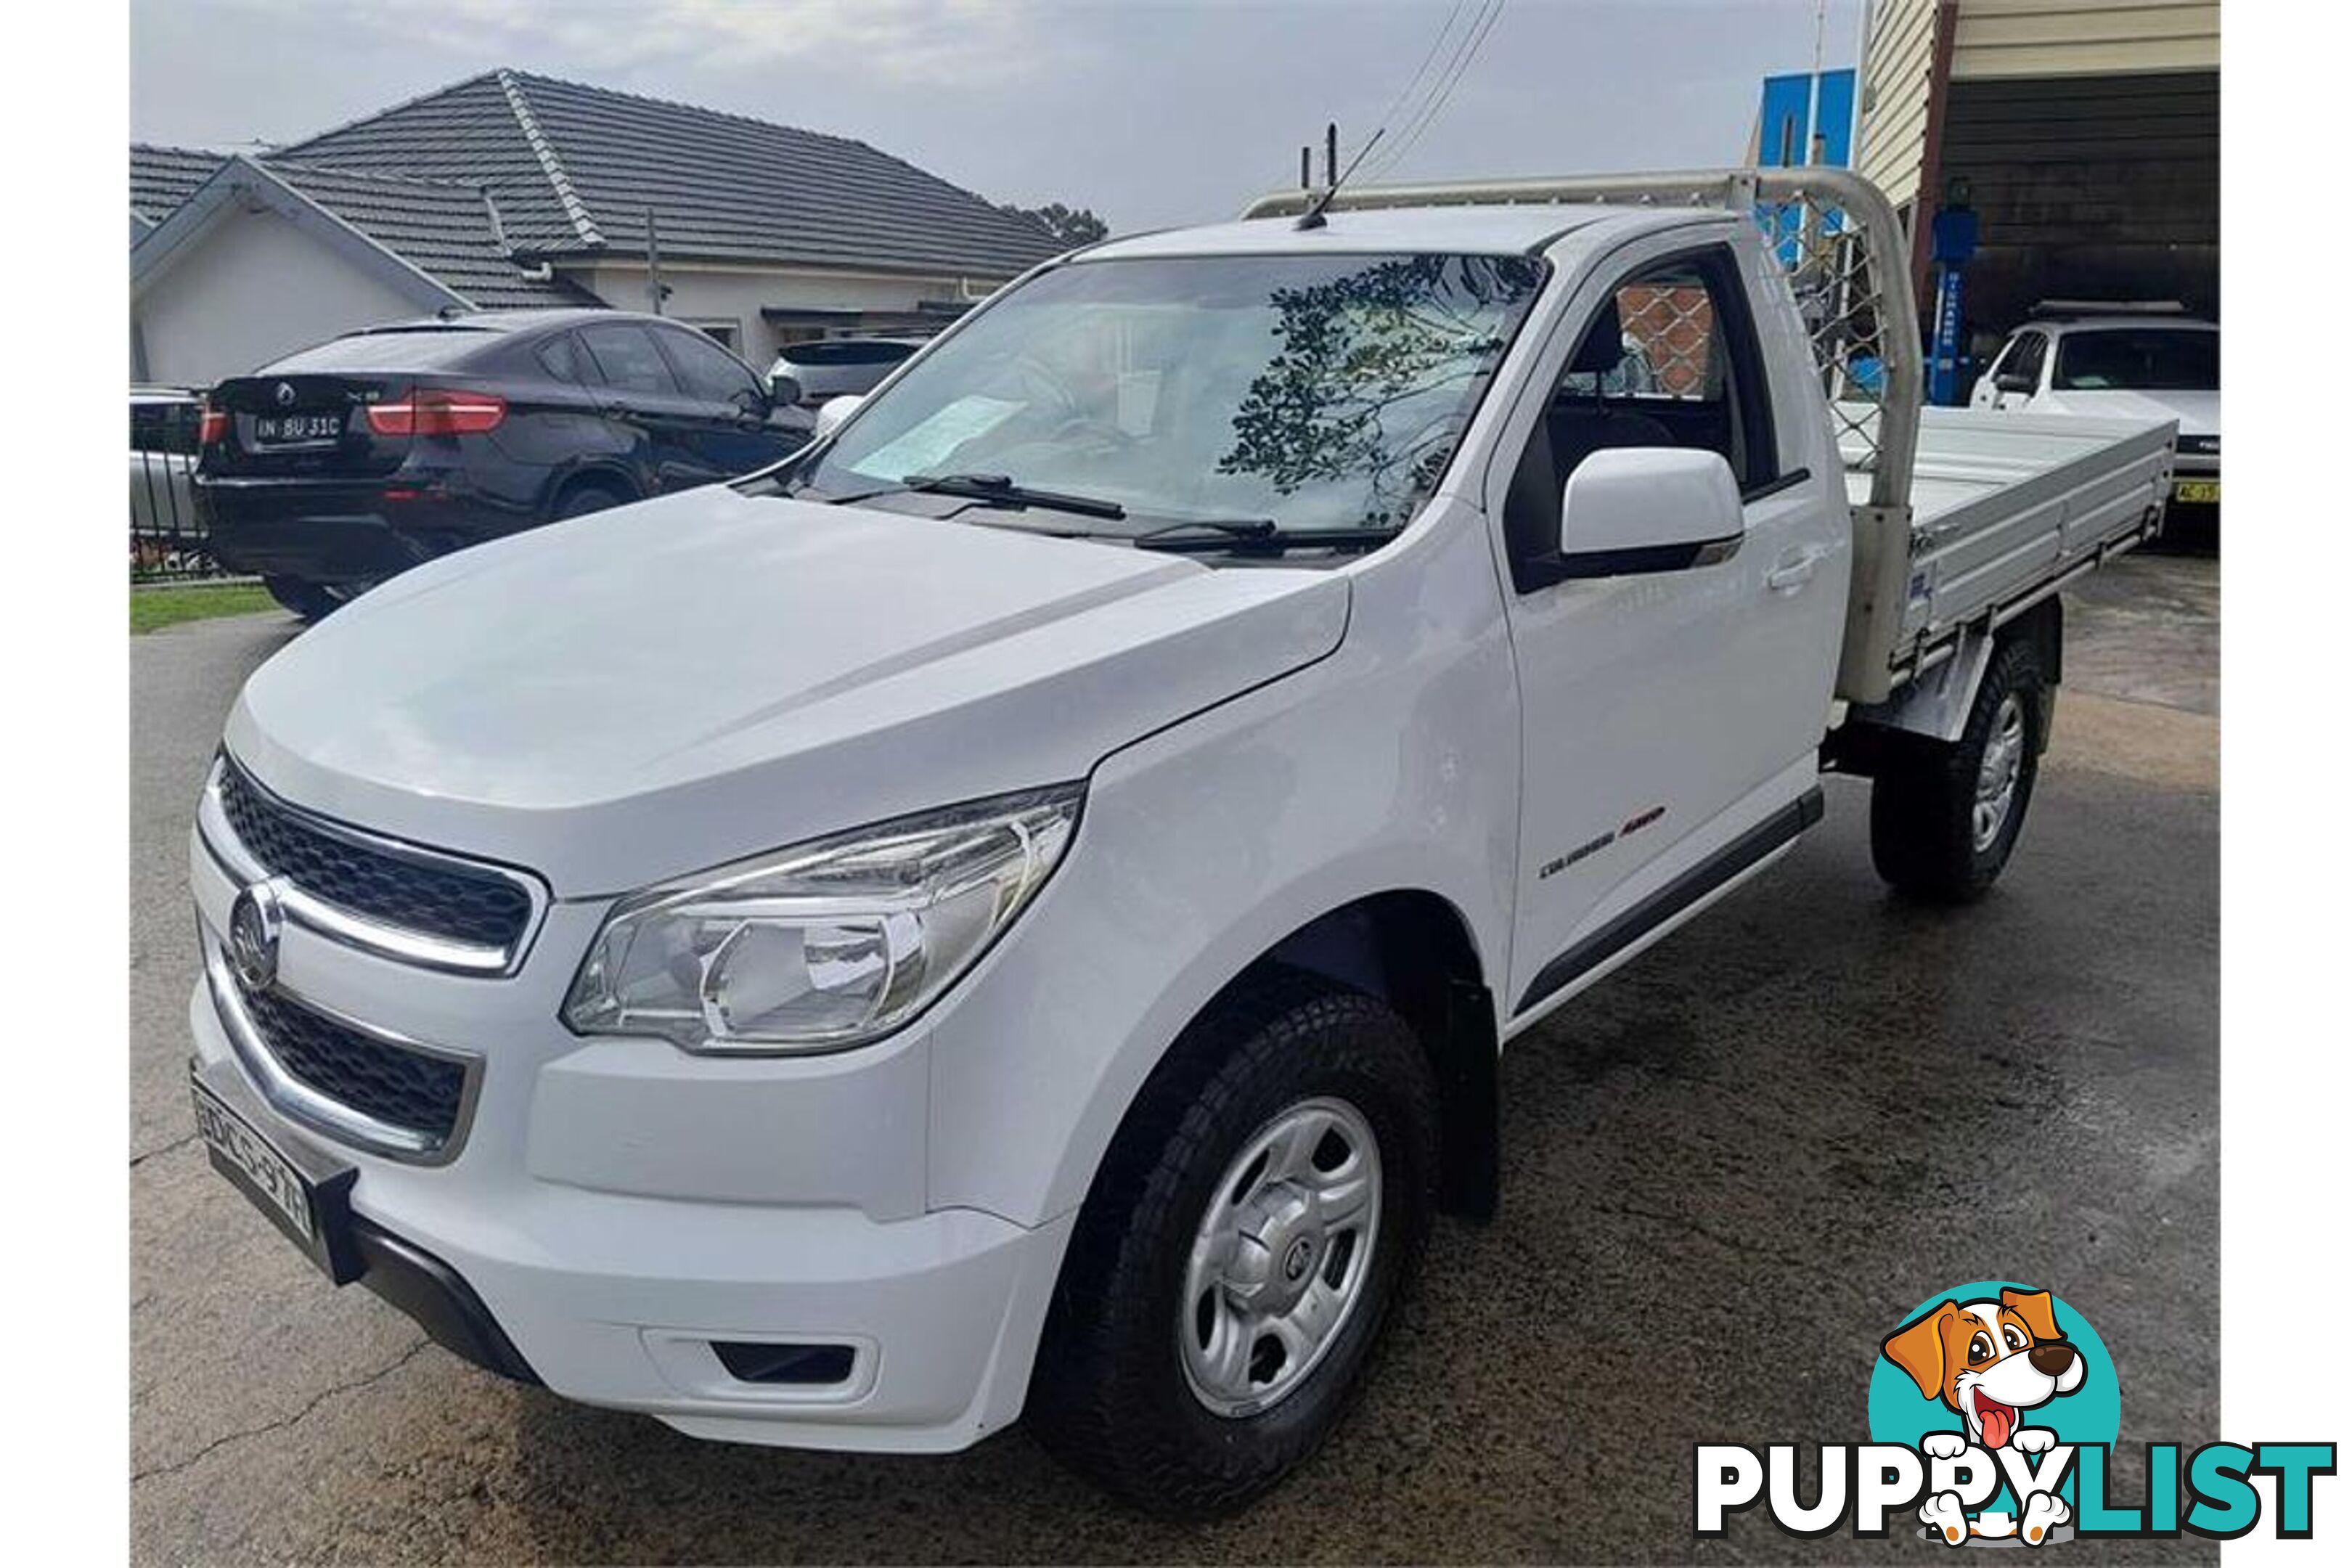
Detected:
left=221, top=0, right=1081, bottom=86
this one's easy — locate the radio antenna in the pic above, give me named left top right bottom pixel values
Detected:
left=1296, top=126, right=1385, bottom=230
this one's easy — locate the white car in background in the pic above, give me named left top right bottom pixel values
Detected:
left=1972, top=306, right=2219, bottom=516
left=762, top=337, right=924, bottom=407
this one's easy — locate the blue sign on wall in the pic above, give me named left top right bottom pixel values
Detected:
left=1757, top=68, right=1855, bottom=168
left=1755, top=68, right=1858, bottom=264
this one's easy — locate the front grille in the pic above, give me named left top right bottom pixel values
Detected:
left=216, top=763, right=534, bottom=953
left=237, top=976, right=469, bottom=1145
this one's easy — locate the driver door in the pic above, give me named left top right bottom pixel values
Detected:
left=1493, top=233, right=1842, bottom=1020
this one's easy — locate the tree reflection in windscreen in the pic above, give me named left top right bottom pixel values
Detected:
left=1217, top=254, right=1545, bottom=528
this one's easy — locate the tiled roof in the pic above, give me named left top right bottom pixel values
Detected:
left=131, top=144, right=226, bottom=222
left=277, top=68, right=1063, bottom=277
left=268, top=163, right=603, bottom=309
left=130, top=145, right=597, bottom=309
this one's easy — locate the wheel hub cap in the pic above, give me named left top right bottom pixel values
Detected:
left=1973, top=693, right=2028, bottom=852
left=1178, top=1095, right=1381, bottom=1418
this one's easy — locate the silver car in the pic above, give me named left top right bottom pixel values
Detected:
left=762, top=337, right=923, bottom=407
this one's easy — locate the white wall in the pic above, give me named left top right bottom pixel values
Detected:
left=1953, top=0, right=2220, bottom=80
left=1859, top=0, right=1940, bottom=212
left=134, top=208, right=428, bottom=387
left=571, top=261, right=1007, bottom=365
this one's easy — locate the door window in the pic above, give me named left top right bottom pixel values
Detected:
left=1503, top=245, right=1776, bottom=588
left=579, top=323, right=682, bottom=396
left=656, top=326, right=765, bottom=405
left=533, top=331, right=601, bottom=386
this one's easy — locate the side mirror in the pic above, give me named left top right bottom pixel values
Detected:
left=814, top=393, right=865, bottom=440
left=1548, top=448, right=1744, bottom=579
left=767, top=372, right=804, bottom=408
left=1993, top=369, right=2035, bottom=396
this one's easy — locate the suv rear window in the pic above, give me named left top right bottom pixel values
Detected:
left=781, top=340, right=918, bottom=369
left=266, top=327, right=499, bottom=373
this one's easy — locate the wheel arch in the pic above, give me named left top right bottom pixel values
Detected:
left=1258, top=891, right=1502, bottom=1220
left=1834, top=596, right=2064, bottom=766
left=1098, top=889, right=1503, bottom=1224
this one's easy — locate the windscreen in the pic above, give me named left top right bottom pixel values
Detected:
left=2051, top=328, right=2218, bottom=392
left=796, top=252, right=1548, bottom=535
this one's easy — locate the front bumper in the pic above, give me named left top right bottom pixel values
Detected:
left=2169, top=439, right=2218, bottom=489
left=186, top=825, right=1073, bottom=1453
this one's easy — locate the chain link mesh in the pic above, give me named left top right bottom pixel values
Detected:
left=1745, top=184, right=1898, bottom=480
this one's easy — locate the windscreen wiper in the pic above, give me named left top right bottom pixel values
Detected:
left=900, top=472, right=1127, bottom=520
left=1129, top=518, right=1398, bottom=555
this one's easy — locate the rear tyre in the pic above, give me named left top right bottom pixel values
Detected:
left=553, top=479, right=630, bottom=520
left=261, top=576, right=351, bottom=623
left=1026, top=971, right=1437, bottom=1519
left=1869, top=637, right=2047, bottom=903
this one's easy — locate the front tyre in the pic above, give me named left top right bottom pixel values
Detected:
left=1027, top=973, right=1437, bottom=1518
left=1869, top=636, right=2048, bottom=903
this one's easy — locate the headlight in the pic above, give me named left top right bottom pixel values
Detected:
left=562, top=784, right=1083, bottom=1053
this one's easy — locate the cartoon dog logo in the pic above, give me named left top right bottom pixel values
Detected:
left=1882, top=1288, right=2087, bottom=1546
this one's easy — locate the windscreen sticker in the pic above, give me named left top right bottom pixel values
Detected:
left=851, top=394, right=1024, bottom=481
left=1116, top=370, right=1163, bottom=437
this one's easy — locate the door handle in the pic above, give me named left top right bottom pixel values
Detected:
left=1765, top=548, right=1824, bottom=592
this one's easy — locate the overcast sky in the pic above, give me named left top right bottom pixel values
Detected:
left=130, top=0, right=1863, bottom=232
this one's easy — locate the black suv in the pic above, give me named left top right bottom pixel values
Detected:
left=197, top=309, right=813, bottom=618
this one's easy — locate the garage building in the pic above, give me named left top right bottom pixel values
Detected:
left=1857, top=0, right=2218, bottom=348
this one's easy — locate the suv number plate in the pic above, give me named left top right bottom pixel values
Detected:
left=253, top=413, right=344, bottom=443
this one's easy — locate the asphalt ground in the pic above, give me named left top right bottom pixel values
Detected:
left=130, top=550, right=2218, bottom=1564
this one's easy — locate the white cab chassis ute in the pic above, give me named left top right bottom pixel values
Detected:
left=186, top=170, right=2174, bottom=1516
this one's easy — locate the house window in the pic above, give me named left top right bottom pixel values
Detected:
left=689, top=320, right=740, bottom=351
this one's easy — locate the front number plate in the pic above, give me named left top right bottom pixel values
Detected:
left=192, top=1079, right=313, bottom=1238
left=189, top=1070, right=364, bottom=1281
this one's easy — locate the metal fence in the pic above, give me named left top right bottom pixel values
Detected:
left=131, top=392, right=222, bottom=581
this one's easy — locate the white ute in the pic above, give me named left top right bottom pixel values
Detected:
left=186, top=169, right=2176, bottom=1516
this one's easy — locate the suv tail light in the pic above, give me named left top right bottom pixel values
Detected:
left=197, top=401, right=228, bottom=446
left=366, top=389, right=507, bottom=438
